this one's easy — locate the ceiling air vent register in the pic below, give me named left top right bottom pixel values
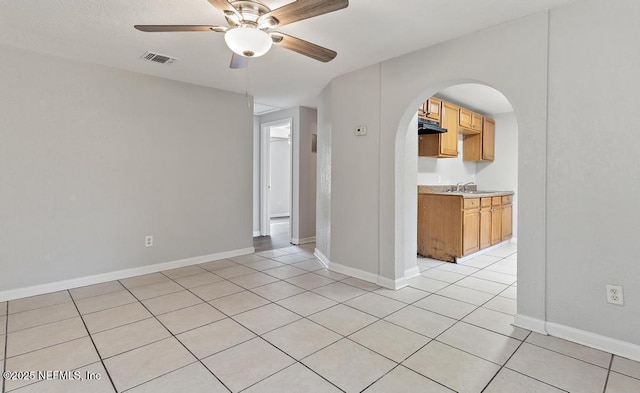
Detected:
left=140, top=51, right=179, bottom=65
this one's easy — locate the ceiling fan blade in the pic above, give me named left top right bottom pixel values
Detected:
left=259, top=0, right=348, bottom=27
left=230, top=53, right=249, bottom=69
left=271, top=32, right=337, bottom=63
left=207, top=0, right=238, bottom=14
left=134, top=25, right=227, bottom=32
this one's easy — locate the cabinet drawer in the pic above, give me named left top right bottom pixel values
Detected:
left=481, top=198, right=491, bottom=207
left=463, top=198, right=480, bottom=209
left=502, top=195, right=513, bottom=204
left=492, top=197, right=502, bottom=206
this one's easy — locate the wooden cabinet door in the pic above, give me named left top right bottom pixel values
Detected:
left=440, top=102, right=459, bottom=157
left=459, top=108, right=472, bottom=129
left=425, top=98, right=442, bottom=122
left=471, top=112, right=483, bottom=132
left=463, top=207, right=480, bottom=255
left=502, top=203, right=513, bottom=240
left=491, top=205, right=502, bottom=245
left=482, top=117, right=495, bottom=161
left=479, top=199, right=491, bottom=249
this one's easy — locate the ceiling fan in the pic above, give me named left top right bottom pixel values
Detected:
left=134, top=0, right=349, bottom=69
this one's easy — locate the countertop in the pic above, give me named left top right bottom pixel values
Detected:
left=418, top=185, right=514, bottom=198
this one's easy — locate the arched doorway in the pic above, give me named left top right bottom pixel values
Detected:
left=389, top=78, right=541, bottom=332
left=397, top=81, right=520, bottom=304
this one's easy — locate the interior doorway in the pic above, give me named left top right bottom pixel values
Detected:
left=259, top=118, right=293, bottom=244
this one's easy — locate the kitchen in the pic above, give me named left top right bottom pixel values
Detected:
left=414, top=83, right=518, bottom=263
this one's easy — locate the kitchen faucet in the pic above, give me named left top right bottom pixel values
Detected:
left=462, top=181, right=476, bottom=192
left=456, top=182, right=464, bottom=192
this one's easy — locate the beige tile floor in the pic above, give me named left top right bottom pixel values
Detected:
left=1, top=243, right=640, bottom=392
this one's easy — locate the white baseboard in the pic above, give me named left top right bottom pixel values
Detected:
left=514, top=313, right=548, bottom=335
left=510, top=237, right=518, bottom=244
left=292, top=236, right=316, bottom=245
left=314, top=249, right=330, bottom=269
left=253, top=231, right=261, bottom=237
left=405, top=266, right=422, bottom=281
left=0, top=246, right=255, bottom=302
left=313, top=249, right=420, bottom=290
left=546, top=322, right=640, bottom=362
left=456, top=240, right=511, bottom=263
left=513, top=314, right=640, bottom=362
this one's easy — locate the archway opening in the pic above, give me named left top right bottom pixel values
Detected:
left=395, top=81, right=519, bottom=313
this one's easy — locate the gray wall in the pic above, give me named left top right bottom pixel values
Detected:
left=317, top=0, right=640, bottom=351
left=545, top=0, right=640, bottom=344
left=0, top=44, right=253, bottom=292
left=476, top=112, right=519, bottom=239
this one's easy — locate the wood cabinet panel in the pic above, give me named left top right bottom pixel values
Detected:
left=419, top=101, right=459, bottom=158
left=463, top=205, right=480, bottom=255
left=459, top=108, right=472, bottom=129
left=491, top=204, right=502, bottom=245
left=417, top=194, right=463, bottom=262
left=463, top=116, right=494, bottom=161
left=424, top=97, right=442, bottom=122
left=502, top=203, right=513, bottom=240
left=479, top=202, right=491, bottom=249
left=482, top=117, right=495, bottom=161
left=440, top=101, right=459, bottom=157
left=471, top=112, right=483, bottom=132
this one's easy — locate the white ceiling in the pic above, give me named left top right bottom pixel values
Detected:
left=0, top=0, right=575, bottom=111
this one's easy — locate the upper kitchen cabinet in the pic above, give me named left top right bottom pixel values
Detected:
left=422, top=97, right=442, bottom=122
left=419, top=100, right=459, bottom=158
left=458, top=108, right=482, bottom=135
left=463, top=117, right=495, bottom=161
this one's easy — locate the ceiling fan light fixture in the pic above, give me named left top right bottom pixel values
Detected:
left=224, top=26, right=272, bottom=58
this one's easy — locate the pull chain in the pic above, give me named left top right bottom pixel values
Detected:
left=245, top=67, right=251, bottom=108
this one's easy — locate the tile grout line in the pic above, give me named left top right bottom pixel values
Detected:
left=157, top=264, right=348, bottom=393
left=117, top=279, right=234, bottom=393
left=601, top=354, right=614, bottom=393
left=478, top=330, right=571, bottom=393
left=478, top=331, right=531, bottom=392
left=158, top=266, right=383, bottom=392
left=68, top=290, right=118, bottom=393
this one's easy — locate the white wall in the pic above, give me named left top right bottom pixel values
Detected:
left=269, top=139, right=291, bottom=217
left=476, top=112, right=519, bottom=238
left=317, top=0, right=640, bottom=357
left=0, top=44, right=253, bottom=294
left=417, top=136, right=477, bottom=185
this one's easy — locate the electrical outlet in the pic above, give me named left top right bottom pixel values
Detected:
left=145, top=235, right=153, bottom=248
left=354, top=125, right=368, bottom=136
left=606, top=284, right=624, bottom=305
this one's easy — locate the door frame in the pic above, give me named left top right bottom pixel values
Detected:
left=259, top=118, right=293, bottom=238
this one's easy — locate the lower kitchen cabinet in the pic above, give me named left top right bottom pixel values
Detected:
left=501, top=195, right=513, bottom=240
left=479, top=198, right=492, bottom=249
left=491, top=197, right=502, bottom=245
left=463, top=199, right=480, bottom=255
left=418, top=192, right=514, bottom=262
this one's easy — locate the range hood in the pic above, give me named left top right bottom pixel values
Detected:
left=418, top=118, right=448, bottom=134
